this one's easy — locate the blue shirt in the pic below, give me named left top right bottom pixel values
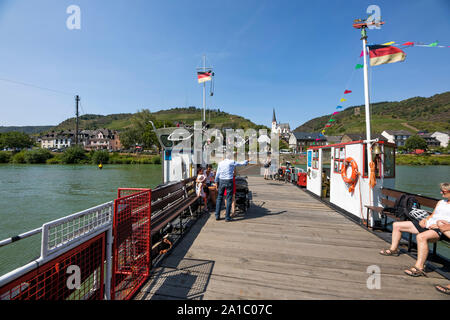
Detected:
left=214, top=159, right=248, bottom=183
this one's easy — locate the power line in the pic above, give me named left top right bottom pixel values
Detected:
left=0, top=77, right=74, bottom=96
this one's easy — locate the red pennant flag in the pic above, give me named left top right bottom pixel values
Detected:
left=402, top=42, right=414, bottom=46
left=344, top=90, right=352, bottom=94
left=325, top=124, right=332, bottom=128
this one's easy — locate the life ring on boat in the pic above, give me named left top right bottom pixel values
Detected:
left=340, top=157, right=359, bottom=192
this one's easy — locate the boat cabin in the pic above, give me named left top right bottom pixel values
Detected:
left=306, top=140, right=396, bottom=225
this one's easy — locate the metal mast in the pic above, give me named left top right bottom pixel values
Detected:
left=352, top=18, right=384, bottom=221
left=196, top=55, right=213, bottom=123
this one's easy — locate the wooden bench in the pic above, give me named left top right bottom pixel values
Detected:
left=150, top=177, right=200, bottom=260
left=365, top=187, right=450, bottom=255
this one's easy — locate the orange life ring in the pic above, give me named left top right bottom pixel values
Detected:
left=341, top=157, right=359, bottom=192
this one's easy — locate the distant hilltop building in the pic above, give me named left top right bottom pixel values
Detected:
left=40, top=129, right=122, bottom=151
left=271, top=108, right=291, bottom=138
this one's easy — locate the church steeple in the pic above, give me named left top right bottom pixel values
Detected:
left=272, top=108, right=277, bottom=124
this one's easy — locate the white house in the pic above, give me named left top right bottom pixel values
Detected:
left=381, top=130, right=412, bottom=147
left=431, top=131, right=449, bottom=148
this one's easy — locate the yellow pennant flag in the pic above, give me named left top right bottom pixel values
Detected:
left=382, top=41, right=395, bottom=46
left=340, top=98, right=347, bottom=102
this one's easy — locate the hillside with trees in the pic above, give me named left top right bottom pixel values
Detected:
left=294, top=91, right=450, bottom=135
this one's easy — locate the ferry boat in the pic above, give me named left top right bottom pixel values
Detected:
left=0, top=19, right=448, bottom=302
left=306, top=17, right=395, bottom=227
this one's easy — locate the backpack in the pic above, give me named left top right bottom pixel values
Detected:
left=392, top=194, right=420, bottom=220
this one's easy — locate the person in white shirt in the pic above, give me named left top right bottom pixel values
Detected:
left=379, top=182, right=450, bottom=277
left=214, top=157, right=249, bottom=221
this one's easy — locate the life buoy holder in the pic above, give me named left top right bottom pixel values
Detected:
left=341, top=157, right=359, bottom=193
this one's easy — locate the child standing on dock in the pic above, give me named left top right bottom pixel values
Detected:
left=196, top=168, right=208, bottom=212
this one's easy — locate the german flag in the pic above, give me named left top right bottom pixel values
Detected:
left=197, top=71, right=212, bottom=83
left=368, top=45, right=406, bottom=67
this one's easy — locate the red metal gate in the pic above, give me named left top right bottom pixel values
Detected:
left=0, top=233, right=105, bottom=300
left=111, top=189, right=151, bottom=300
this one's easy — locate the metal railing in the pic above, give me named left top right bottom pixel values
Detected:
left=0, top=202, right=114, bottom=300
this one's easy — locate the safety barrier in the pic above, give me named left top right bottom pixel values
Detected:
left=0, top=202, right=113, bottom=300
left=0, top=182, right=197, bottom=300
left=111, top=189, right=151, bottom=300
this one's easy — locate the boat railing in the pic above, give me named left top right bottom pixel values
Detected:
left=0, top=178, right=200, bottom=301
left=0, top=201, right=114, bottom=300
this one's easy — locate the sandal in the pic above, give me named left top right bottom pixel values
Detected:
left=379, top=248, right=400, bottom=256
left=404, top=266, right=427, bottom=277
left=435, top=284, right=450, bottom=295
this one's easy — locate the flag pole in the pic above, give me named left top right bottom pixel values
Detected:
left=361, top=27, right=372, bottom=165
left=202, top=54, right=206, bottom=122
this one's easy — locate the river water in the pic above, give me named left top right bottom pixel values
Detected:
left=0, top=164, right=448, bottom=276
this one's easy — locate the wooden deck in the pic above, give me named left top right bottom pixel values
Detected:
left=135, top=176, right=449, bottom=300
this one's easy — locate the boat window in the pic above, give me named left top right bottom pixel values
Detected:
left=334, top=147, right=345, bottom=173
left=312, top=150, right=319, bottom=169
left=363, top=145, right=382, bottom=178
left=383, top=145, right=395, bottom=178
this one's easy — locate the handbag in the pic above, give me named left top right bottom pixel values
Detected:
left=406, top=208, right=430, bottom=222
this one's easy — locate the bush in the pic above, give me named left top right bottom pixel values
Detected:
left=46, top=156, right=63, bottom=164
left=62, top=146, right=87, bottom=164
left=91, top=150, right=110, bottom=164
left=0, top=151, right=11, bottom=163
left=11, top=151, right=26, bottom=164
left=24, top=149, right=53, bottom=164
left=152, top=156, right=161, bottom=164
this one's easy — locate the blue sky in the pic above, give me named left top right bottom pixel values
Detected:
left=0, top=0, right=449, bottom=128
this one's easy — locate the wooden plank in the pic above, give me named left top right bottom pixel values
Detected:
left=135, top=176, right=449, bottom=300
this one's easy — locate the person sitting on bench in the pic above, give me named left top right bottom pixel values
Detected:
left=379, top=182, right=450, bottom=277
left=434, top=220, right=450, bottom=295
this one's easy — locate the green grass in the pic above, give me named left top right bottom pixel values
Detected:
left=396, top=154, right=450, bottom=166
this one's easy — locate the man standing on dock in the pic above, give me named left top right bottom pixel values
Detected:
left=214, top=157, right=248, bottom=221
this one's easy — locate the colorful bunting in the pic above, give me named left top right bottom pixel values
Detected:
left=382, top=41, right=395, bottom=46
left=336, top=106, right=343, bottom=109
left=355, top=64, right=363, bottom=69
left=402, top=42, right=414, bottom=46
left=340, top=98, right=347, bottom=102
left=344, top=90, right=352, bottom=94
left=427, top=41, right=438, bottom=47
left=333, top=112, right=339, bottom=115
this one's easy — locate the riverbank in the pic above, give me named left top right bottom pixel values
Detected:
left=281, top=154, right=450, bottom=166
left=0, top=149, right=162, bottom=165
left=395, top=154, right=450, bottom=166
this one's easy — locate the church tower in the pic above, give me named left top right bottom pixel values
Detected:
left=271, top=108, right=278, bottom=134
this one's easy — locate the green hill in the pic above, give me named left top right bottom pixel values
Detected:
left=0, top=126, right=54, bottom=134
left=294, top=91, right=450, bottom=135
left=51, top=107, right=267, bottom=132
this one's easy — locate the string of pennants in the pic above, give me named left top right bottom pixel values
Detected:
left=312, top=40, right=447, bottom=144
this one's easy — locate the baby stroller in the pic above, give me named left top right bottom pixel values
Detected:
left=234, top=176, right=251, bottom=213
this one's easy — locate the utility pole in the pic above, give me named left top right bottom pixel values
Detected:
left=75, top=95, right=80, bottom=145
